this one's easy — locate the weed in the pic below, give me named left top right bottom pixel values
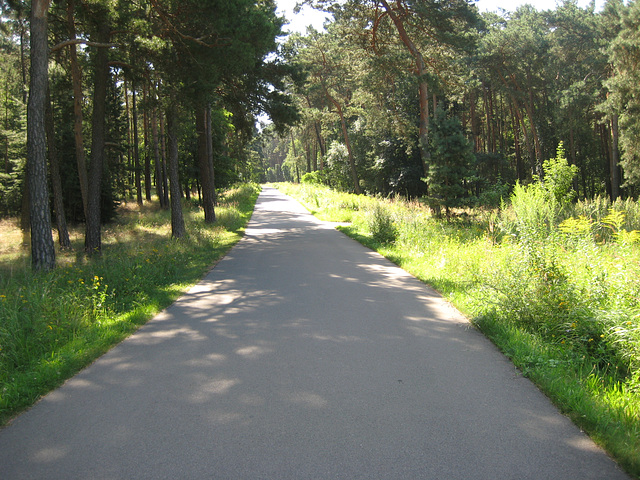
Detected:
left=0, top=184, right=260, bottom=425
left=279, top=181, right=640, bottom=478
left=365, top=203, right=398, bottom=244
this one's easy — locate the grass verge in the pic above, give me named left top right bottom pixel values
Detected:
left=276, top=182, right=640, bottom=479
left=0, top=183, right=260, bottom=426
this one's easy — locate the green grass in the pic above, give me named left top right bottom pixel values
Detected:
left=277, top=181, right=640, bottom=479
left=0, top=183, right=260, bottom=425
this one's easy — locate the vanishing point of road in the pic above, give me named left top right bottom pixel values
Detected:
left=0, top=187, right=631, bottom=479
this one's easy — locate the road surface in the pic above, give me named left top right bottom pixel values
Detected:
left=0, top=187, right=630, bottom=479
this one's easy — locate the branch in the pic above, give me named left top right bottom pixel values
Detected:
left=149, top=0, right=231, bottom=48
left=50, top=38, right=118, bottom=53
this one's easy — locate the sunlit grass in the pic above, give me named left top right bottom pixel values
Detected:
left=277, top=181, right=640, bottom=478
left=0, top=184, right=260, bottom=425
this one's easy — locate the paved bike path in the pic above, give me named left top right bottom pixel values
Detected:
left=0, top=187, right=630, bottom=479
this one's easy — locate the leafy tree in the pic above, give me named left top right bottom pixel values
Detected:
left=605, top=0, right=640, bottom=188
left=540, top=142, right=579, bottom=205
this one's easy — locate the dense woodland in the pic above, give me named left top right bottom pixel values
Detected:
left=262, top=0, right=640, bottom=206
left=2, top=0, right=640, bottom=270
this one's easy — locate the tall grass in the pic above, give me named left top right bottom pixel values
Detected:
left=277, top=181, right=640, bottom=478
left=0, top=183, right=260, bottom=425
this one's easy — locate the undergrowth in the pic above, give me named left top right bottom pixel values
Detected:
left=277, top=181, right=640, bottom=478
left=0, top=183, right=260, bottom=425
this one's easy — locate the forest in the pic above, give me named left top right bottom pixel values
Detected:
left=1, top=1, right=640, bottom=473
left=0, top=0, right=299, bottom=270
left=262, top=0, right=640, bottom=208
left=0, top=0, right=639, bottom=269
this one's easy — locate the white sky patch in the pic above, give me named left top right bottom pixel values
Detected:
left=275, top=0, right=607, bottom=35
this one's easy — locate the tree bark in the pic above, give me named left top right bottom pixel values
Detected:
left=380, top=0, right=430, bottom=177
left=166, top=102, right=186, bottom=238
left=27, top=0, right=56, bottom=270
left=610, top=113, right=621, bottom=200
left=143, top=80, right=151, bottom=201
left=85, top=22, right=111, bottom=255
left=160, top=109, right=169, bottom=207
left=46, top=87, right=71, bottom=248
left=206, top=105, right=217, bottom=206
left=151, top=101, right=166, bottom=208
left=196, top=105, right=216, bottom=222
left=132, top=79, right=142, bottom=205
left=67, top=0, right=89, bottom=220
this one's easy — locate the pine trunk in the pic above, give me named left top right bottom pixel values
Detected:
left=166, top=103, right=185, bottom=238
left=67, top=0, right=88, bottom=220
left=610, top=113, right=621, bottom=200
left=196, top=105, right=215, bottom=222
left=85, top=23, right=110, bottom=255
left=46, top=87, right=71, bottom=248
left=27, top=0, right=55, bottom=270
left=132, top=79, right=142, bottom=205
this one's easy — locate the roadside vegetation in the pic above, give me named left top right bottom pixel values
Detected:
left=0, top=184, right=260, bottom=426
left=276, top=177, right=640, bottom=478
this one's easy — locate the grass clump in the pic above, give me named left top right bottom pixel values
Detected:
left=0, top=183, right=260, bottom=425
left=277, top=181, right=640, bottom=478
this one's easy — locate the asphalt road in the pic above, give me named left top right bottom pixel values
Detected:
left=0, top=186, right=631, bottom=479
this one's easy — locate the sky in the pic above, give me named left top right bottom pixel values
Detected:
left=276, top=0, right=607, bottom=34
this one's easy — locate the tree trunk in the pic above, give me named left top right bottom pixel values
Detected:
left=27, top=0, right=55, bottom=270
left=166, top=102, right=185, bottom=238
left=151, top=101, right=166, bottom=208
left=143, top=80, right=151, bottom=201
left=206, top=105, right=217, bottom=206
left=160, top=109, right=169, bottom=207
left=19, top=17, right=28, bottom=105
left=67, top=0, right=89, bottom=220
left=380, top=0, right=430, bottom=177
left=46, top=87, right=71, bottom=248
left=196, top=105, right=215, bottom=222
left=132, top=79, right=142, bottom=205
left=85, top=23, right=110, bottom=255
left=323, top=85, right=360, bottom=194
left=610, top=113, right=621, bottom=200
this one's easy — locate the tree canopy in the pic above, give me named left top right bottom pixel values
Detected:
left=2, top=0, right=640, bottom=268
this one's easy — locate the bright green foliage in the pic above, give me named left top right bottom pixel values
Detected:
left=0, top=184, right=260, bottom=424
left=365, top=203, right=397, bottom=244
left=540, top=142, right=579, bottom=205
left=602, top=209, right=640, bottom=244
left=280, top=182, right=640, bottom=476
left=606, top=0, right=640, bottom=187
left=507, top=143, right=579, bottom=239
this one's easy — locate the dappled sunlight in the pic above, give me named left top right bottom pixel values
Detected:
left=283, top=391, right=328, bottom=409
left=0, top=186, right=628, bottom=480
left=33, top=447, right=69, bottom=463
left=244, top=227, right=284, bottom=236
left=235, top=344, right=275, bottom=359
left=129, top=325, right=209, bottom=346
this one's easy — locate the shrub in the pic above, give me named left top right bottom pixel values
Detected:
left=365, top=203, right=397, bottom=244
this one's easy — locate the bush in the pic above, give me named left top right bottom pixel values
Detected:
left=503, top=143, right=579, bottom=240
left=365, top=203, right=397, bottom=244
left=301, top=171, right=325, bottom=185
